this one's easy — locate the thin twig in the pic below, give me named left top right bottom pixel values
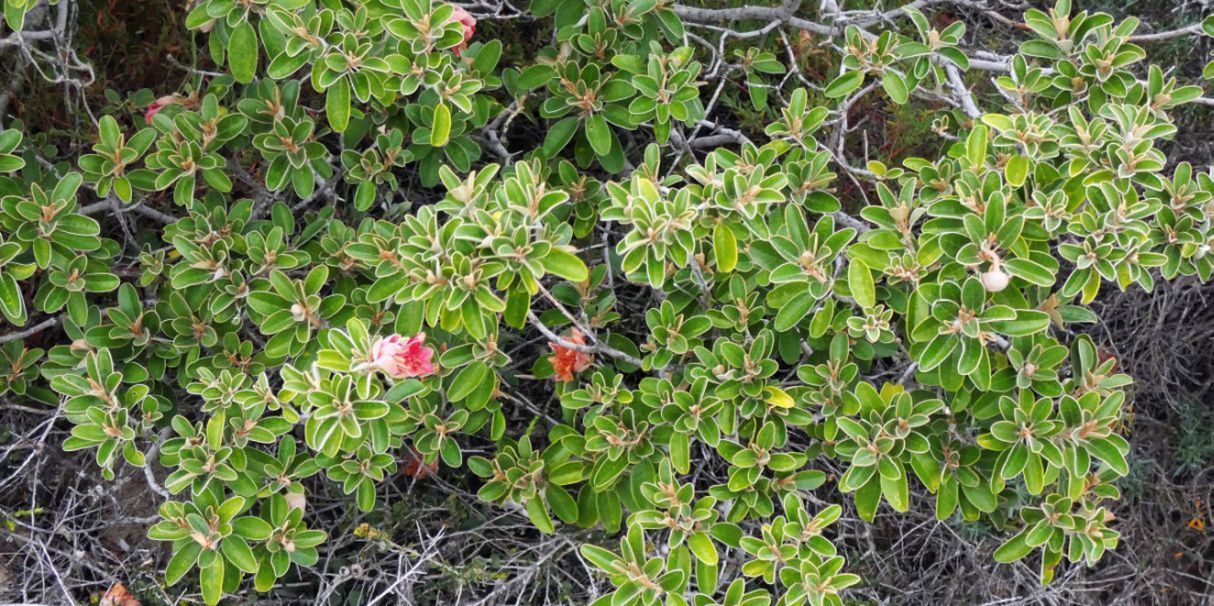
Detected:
left=0, top=317, right=60, bottom=344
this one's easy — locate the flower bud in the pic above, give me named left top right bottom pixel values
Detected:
left=284, top=491, right=307, bottom=513
left=981, top=268, right=1009, bottom=292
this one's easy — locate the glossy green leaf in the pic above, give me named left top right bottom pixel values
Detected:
left=849, top=258, right=875, bottom=308
left=229, top=22, right=258, bottom=84
left=825, top=71, right=865, bottom=98
left=714, top=222, right=737, bottom=273
left=431, top=103, right=452, bottom=147
left=541, top=249, right=589, bottom=282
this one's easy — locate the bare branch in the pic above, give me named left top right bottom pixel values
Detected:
left=0, top=317, right=60, bottom=345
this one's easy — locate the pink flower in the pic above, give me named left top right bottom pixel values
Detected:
left=449, top=5, right=476, bottom=56
left=144, top=95, right=179, bottom=125
left=549, top=329, right=594, bottom=382
left=370, top=333, right=437, bottom=379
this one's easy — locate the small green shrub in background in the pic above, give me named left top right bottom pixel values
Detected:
left=2, top=0, right=1214, bottom=604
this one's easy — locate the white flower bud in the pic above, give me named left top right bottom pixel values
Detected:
left=981, top=269, right=1010, bottom=292
left=284, top=491, right=307, bottom=513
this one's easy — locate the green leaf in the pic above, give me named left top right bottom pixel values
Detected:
left=357, top=478, right=376, bottom=512
left=254, top=554, right=276, bottom=592
left=591, top=454, right=629, bottom=489
left=963, top=483, right=998, bottom=513
left=166, top=541, right=202, bottom=585
left=750, top=82, right=769, bottom=111
left=526, top=497, right=555, bottom=534
left=221, top=536, right=259, bottom=574
left=0, top=155, right=23, bottom=172
left=4, top=3, right=28, bottom=30
left=97, top=115, right=120, bottom=145
left=881, top=70, right=909, bottom=104
left=669, top=431, right=690, bottom=474
left=1005, top=155, right=1030, bottom=187
left=993, top=530, right=1034, bottom=563
left=232, top=516, right=273, bottom=541
left=517, top=64, right=555, bottom=90
left=384, top=379, right=426, bottom=402
left=714, top=222, right=737, bottom=273
left=0, top=273, right=25, bottom=324
left=774, top=292, right=816, bottom=332
left=440, top=438, right=462, bottom=467
left=1087, top=437, right=1129, bottom=476
left=687, top=532, right=718, bottom=566
left=985, top=310, right=1051, bottom=336
left=200, top=556, right=223, bottom=606
left=54, top=171, right=83, bottom=202
left=967, top=123, right=988, bottom=169
left=229, top=21, right=258, bottom=84
left=546, top=485, right=579, bottom=524
left=448, top=362, right=490, bottom=402
left=853, top=476, right=881, bottom=522
left=1004, top=258, right=1055, bottom=287
left=541, top=249, right=588, bottom=282
left=848, top=259, right=875, bottom=308
left=1023, top=452, right=1045, bottom=495
left=542, top=117, right=579, bottom=157
left=825, top=71, right=865, bottom=98
left=431, top=103, right=452, bottom=147
left=580, top=544, right=620, bottom=572
left=879, top=464, right=909, bottom=511
left=918, top=332, right=957, bottom=371
left=584, top=114, right=611, bottom=156
left=326, top=78, right=351, bottom=133
left=764, top=386, right=796, bottom=409
left=935, top=477, right=958, bottom=520
left=1019, top=39, right=1064, bottom=60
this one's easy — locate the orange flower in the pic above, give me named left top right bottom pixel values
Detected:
left=549, top=329, right=593, bottom=382
left=101, top=583, right=140, bottom=606
left=402, top=446, right=438, bottom=479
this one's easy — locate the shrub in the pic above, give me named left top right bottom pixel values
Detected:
left=2, top=0, right=1213, bottom=604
